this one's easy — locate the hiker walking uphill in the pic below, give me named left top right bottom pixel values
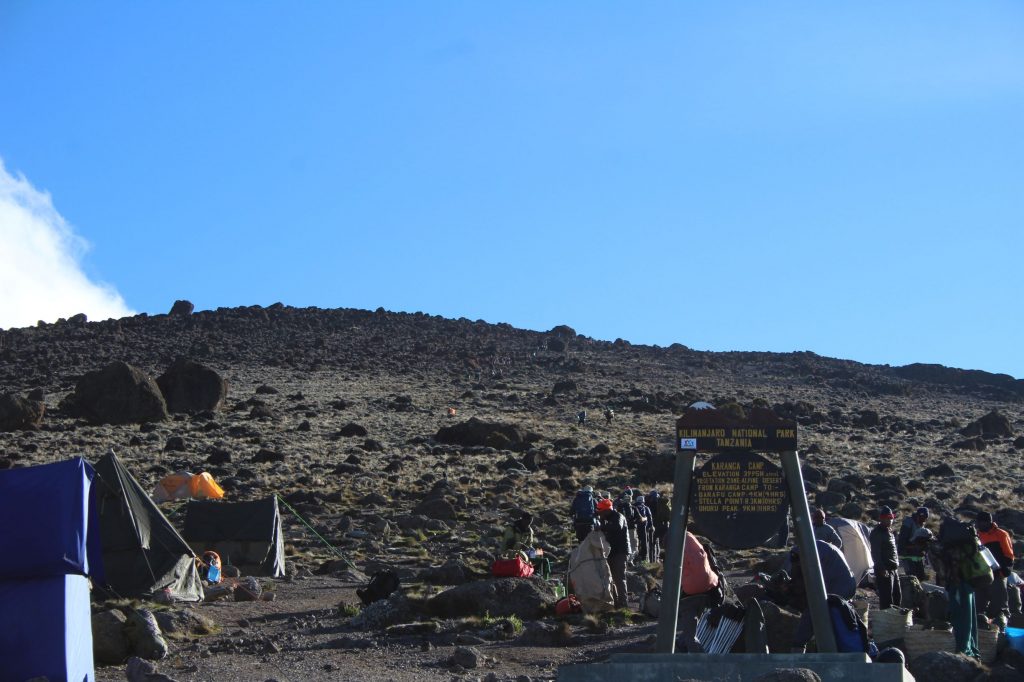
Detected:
left=597, top=498, right=631, bottom=609
left=976, top=511, right=1014, bottom=632
left=897, top=506, right=932, bottom=581
left=615, top=488, right=640, bottom=563
left=570, top=487, right=598, bottom=543
left=634, top=494, right=655, bottom=564
left=649, top=489, right=670, bottom=560
left=870, top=506, right=902, bottom=609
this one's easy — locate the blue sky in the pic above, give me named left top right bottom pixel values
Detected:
left=1, top=3, right=1022, bottom=378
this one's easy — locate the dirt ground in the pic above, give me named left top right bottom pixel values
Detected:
left=94, top=575, right=655, bottom=682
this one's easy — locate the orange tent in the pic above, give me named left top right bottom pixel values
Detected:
left=153, top=471, right=225, bottom=503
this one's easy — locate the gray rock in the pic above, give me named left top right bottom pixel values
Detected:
left=153, top=608, right=215, bottom=636
left=995, top=509, right=1024, bottom=536
left=960, top=410, right=1013, bottom=438
left=0, top=393, right=45, bottom=431
left=752, top=669, right=821, bottom=682
left=234, top=577, right=263, bottom=601
left=60, top=361, right=168, bottom=425
left=451, top=646, right=483, bottom=669
left=815, top=490, right=846, bottom=507
left=168, top=300, right=194, bottom=316
left=92, top=608, right=129, bottom=664
left=351, top=593, right=414, bottom=630
left=412, top=498, right=457, bottom=521
left=428, top=578, right=554, bottom=620
left=337, top=422, right=368, bottom=437
left=157, top=358, right=229, bottom=413
left=125, top=656, right=181, bottom=682
left=421, top=558, right=476, bottom=585
left=908, top=651, right=985, bottom=682
left=125, top=609, right=168, bottom=661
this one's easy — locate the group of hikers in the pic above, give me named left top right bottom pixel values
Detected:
left=495, top=480, right=1021, bottom=659
left=558, top=484, right=1021, bottom=658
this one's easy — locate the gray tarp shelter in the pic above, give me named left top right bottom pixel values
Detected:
left=93, top=452, right=203, bottom=602
left=182, top=497, right=286, bottom=577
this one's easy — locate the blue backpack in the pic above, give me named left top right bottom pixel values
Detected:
left=827, top=595, right=870, bottom=653
left=572, top=491, right=595, bottom=522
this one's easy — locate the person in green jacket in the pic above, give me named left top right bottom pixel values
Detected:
left=897, top=507, right=931, bottom=580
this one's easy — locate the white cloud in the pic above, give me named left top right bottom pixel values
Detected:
left=0, top=159, right=134, bottom=329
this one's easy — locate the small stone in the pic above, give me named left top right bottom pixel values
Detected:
left=452, top=645, right=483, bottom=669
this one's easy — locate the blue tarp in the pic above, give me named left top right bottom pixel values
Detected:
left=0, top=457, right=104, bottom=581
left=0, top=574, right=95, bottom=682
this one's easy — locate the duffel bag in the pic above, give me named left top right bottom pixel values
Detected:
left=491, top=556, right=535, bottom=578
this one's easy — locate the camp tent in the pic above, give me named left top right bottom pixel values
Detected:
left=183, top=497, right=287, bottom=577
left=0, top=458, right=100, bottom=682
left=827, top=516, right=874, bottom=585
left=93, top=452, right=203, bottom=602
left=153, top=470, right=225, bottom=503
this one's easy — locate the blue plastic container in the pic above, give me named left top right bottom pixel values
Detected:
left=1007, top=627, right=1024, bottom=654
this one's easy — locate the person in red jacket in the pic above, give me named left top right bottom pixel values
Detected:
left=976, top=511, right=1015, bottom=632
left=676, top=532, right=721, bottom=653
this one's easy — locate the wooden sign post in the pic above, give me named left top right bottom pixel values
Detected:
left=655, top=404, right=836, bottom=654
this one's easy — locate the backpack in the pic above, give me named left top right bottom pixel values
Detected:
left=960, top=548, right=994, bottom=590
left=571, top=491, right=595, bottom=522
left=616, top=499, right=638, bottom=528
left=827, top=595, right=870, bottom=653
left=555, top=595, right=583, bottom=616
left=936, top=518, right=993, bottom=590
left=357, top=569, right=400, bottom=606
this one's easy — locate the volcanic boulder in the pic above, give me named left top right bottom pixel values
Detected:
left=168, top=300, right=195, bottom=316
left=908, top=651, right=985, bottom=682
left=61, top=362, right=169, bottom=425
left=552, top=380, right=578, bottom=394
left=156, top=358, right=228, bottom=413
left=0, top=393, right=45, bottom=431
left=435, top=417, right=537, bottom=451
left=427, top=578, right=553, bottom=620
left=960, top=410, right=1014, bottom=439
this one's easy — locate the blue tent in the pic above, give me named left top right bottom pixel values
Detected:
left=0, top=574, right=94, bottom=682
left=0, top=458, right=101, bottom=682
left=0, top=457, right=104, bottom=580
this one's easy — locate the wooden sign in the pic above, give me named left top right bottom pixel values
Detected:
left=676, top=406, right=797, bottom=453
left=692, top=450, right=790, bottom=549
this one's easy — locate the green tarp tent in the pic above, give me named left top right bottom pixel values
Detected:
left=183, top=497, right=286, bottom=578
left=93, top=452, right=203, bottom=602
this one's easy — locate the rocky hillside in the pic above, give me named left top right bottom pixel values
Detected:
left=1, top=302, right=1022, bottom=680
